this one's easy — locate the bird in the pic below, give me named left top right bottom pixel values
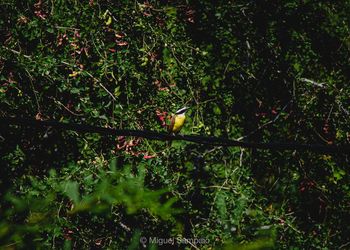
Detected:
left=168, top=107, right=190, bottom=134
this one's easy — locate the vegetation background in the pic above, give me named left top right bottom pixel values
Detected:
left=1, top=0, right=349, bottom=249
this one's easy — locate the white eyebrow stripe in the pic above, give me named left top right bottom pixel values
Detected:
left=175, top=107, right=189, bottom=114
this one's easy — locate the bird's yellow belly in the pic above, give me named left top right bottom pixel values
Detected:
left=173, top=115, right=186, bottom=133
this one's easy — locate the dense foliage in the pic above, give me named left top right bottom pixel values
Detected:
left=1, top=0, right=349, bottom=249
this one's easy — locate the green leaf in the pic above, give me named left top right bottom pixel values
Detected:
left=63, top=181, right=80, bottom=204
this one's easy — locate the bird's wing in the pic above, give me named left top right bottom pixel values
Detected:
left=168, top=115, right=175, bottom=133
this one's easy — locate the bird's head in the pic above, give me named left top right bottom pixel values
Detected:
left=175, top=107, right=190, bottom=115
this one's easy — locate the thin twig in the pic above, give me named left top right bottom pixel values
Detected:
left=201, top=185, right=231, bottom=190
left=183, top=238, right=200, bottom=250
left=340, top=241, right=350, bottom=249
left=55, top=26, right=80, bottom=30
left=24, top=69, right=41, bottom=113
left=313, top=128, right=330, bottom=144
left=239, top=148, right=244, bottom=167
left=170, top=47, right=189, bottom=70
left=236, top=101, right=291, bottom=141
left=85, top=71, right=117, bottom=102
left=2, top=46, right=32, bottom=59
left=338, top=101, right=350, bottom=116
left=209, top=179, right=228, bottom=216
left=300, top=78, right=326, bottom=88
left=61, top=61, right=117, bottom=102
left=1, top=242, right=21, bottom=249
left=49, top=97, right=84, bottom=116
left=326, top=104, right=334, bottom=121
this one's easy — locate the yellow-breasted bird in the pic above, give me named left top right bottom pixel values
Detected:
left=168, top=107, right=190, bottom=134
